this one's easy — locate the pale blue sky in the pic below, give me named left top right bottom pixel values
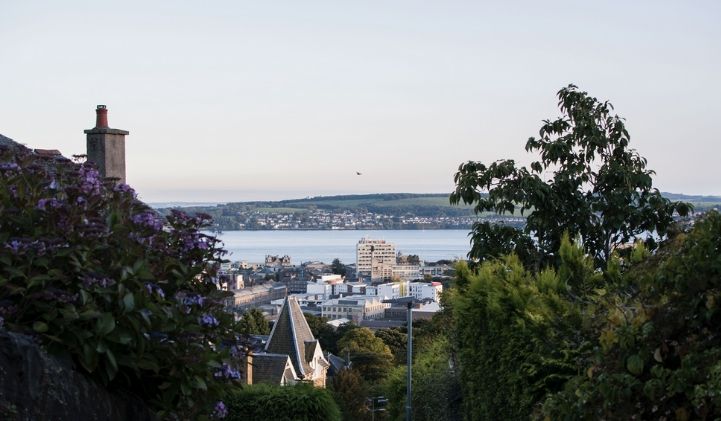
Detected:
left=1, top=1, right=719, bottom=202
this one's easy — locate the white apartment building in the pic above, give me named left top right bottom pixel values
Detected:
left=343, top=282, right=367, bottom=296
left=420, top=264, right=450, bottom=277
left=321, top=296, right=387, bottom=322
left=306, top=274, right=345, bottom=299
left=365, top=282, right=407, bottom=300
left=356, top=238, right=396, bottom=281
left=392, top=264, right=421, bottom=281
left=408, top=281, right=443, bottom=302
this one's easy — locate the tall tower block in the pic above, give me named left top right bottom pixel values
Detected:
left=84, top=105, right=129, bottom=183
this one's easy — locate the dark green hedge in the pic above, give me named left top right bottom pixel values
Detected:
left=225, top=384, right=341, bottom=421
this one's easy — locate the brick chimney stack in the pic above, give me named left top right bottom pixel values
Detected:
left=95, top=105, right=109, bottom=128
left=84, top=105, right=129, bottom=184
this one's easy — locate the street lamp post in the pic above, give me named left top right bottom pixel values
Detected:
left=382, top=296, right=426, bottom=421
left=406, top=300, right=413, bottom=421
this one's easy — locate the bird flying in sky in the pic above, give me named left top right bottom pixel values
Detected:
left=356, top=171, right=362, bottom=175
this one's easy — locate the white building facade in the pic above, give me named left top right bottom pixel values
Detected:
left=366, top=282, right=408, bottom=300
left=306, top=274, right=345, bottom=299
left=408, top=281, right=443, bottom=302
left=392, top=264, right=421, bottom=281
left=356, top=238, right=396, bottom=281
left=321, top=297, right=387, bottom=322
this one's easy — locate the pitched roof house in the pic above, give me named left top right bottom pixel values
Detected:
left=249, top=296, right=330, bottom=387
left=245, top=353, right=298, bottom=386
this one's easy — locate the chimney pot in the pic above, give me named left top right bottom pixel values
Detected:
left=95, top=105, right=109, bottom=128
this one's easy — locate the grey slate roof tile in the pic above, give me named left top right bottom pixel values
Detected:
left=265, top=296, right=317, bottom=377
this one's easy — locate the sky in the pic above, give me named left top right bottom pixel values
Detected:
left=1, top=1, right=720, bottom=203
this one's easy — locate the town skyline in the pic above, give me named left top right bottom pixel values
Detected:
left=2, top=1, right=720, bottom=202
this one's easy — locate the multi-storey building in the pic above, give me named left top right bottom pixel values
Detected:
left=392, top=264, right=421, bottom=281
left=408, top=281, right=443, bottom=302
left=306, top=274, right=345, bottom=299
left=356, top=238, right=396, bottom=281
left=226, top=283, right=288, bottom=312
left=365, top=281, right=407, bottom=300
left=265, top=255, right=292, bottom=268
left=321, top=297, right=387, bottom=322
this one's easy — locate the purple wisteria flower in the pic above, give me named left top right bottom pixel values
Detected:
left=213, top=401, right=228, bottom=419
left=113, top=182, right=136, bottom=197
left=178, top=232, right=215, bottom=254
left=182, top=294, right=204, bottom=307
left=0, top=162, right=19, bottom=172
left=199, top=313, right=219, bottom=327
left=48, top=179, right=58, bottom=190
left=214, top=363, right=241, bottom=380
left=229, top=345, right=241, bottom=358
left=36, top=198, right=61, bottom=211
left=132, top=211, right=164, bottom=231
left=145, top=283, right=165, bottom=299
left=0, top=316, right=4, bottom=329
left=78, top=165, right=102, bottom=195
left=5, top=240, right=23, bottom=254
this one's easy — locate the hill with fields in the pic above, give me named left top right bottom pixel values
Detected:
left=153, top=192, right=718, bottom=231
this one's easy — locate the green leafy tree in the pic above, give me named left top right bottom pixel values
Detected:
left=384, top=337, right=462, bottom=421
left=303, top=313, right=352, bottom=354
left=543, top=212, right=721, bottom=420
left=450, top=239, right=591, bottom=420
left=330, top=368, right=370, bottom=421
left=374, top=328, right=407, bottom=364
left=450, top=85, right=691, bottom=268
left=331, top=258, right=347, bottom=277
left=237, top=307, right=270, bottom=335
left=338, top=328, right=394, bottom=382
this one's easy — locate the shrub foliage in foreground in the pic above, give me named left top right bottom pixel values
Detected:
left=450, top=213, right=721, bottom=419
left=224, top=384, right=341, bottom=421
left=543, top=212, right=721, bottom=419
left=0, top=146, right=241, bottom=418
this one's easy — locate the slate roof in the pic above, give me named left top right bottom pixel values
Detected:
left=0, top=133, right=70, bottom=174
left=0, top=133, right=23, bottom=150
left=326, top=353, right=350, bottom=376
left=251, top=353, right=297, bottom=385
left=265, top=296, right=317, bottom=377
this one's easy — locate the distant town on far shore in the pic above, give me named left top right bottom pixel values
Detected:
left=153, top=192, right=721, bottom=231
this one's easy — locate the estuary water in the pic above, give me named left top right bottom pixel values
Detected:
left=209, top=230, right=472, bottom=264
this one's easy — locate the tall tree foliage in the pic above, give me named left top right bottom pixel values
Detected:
left=330, top=258, right=347, bottom=277
left=374, top=328, right=407, bottom=364
left=543, top=212, right=721, bottom=419
left=450, top=241, right=590, bottom=420
left=450, top=85, right=691, bottom=267
left=330, top=368, right=369, bottom=421
left=384, top=336, right=462, bottom=421
left=237, top=308, right=269, bottom=335
left=338, top=327, right=394, bottom=382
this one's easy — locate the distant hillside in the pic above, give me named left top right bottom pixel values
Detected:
left=155, top=193, right=485, bottom=231
left=262, top=193, right=473, bottom=216
left=154, top=192, right=718, bottom=231
left=662, top=193, right=721, bottom=212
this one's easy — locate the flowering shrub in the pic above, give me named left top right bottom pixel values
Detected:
left=0, top=145, right=241, bottom=419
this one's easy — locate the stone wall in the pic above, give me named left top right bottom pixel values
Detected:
left=0, top=330, right=155, bottom=420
